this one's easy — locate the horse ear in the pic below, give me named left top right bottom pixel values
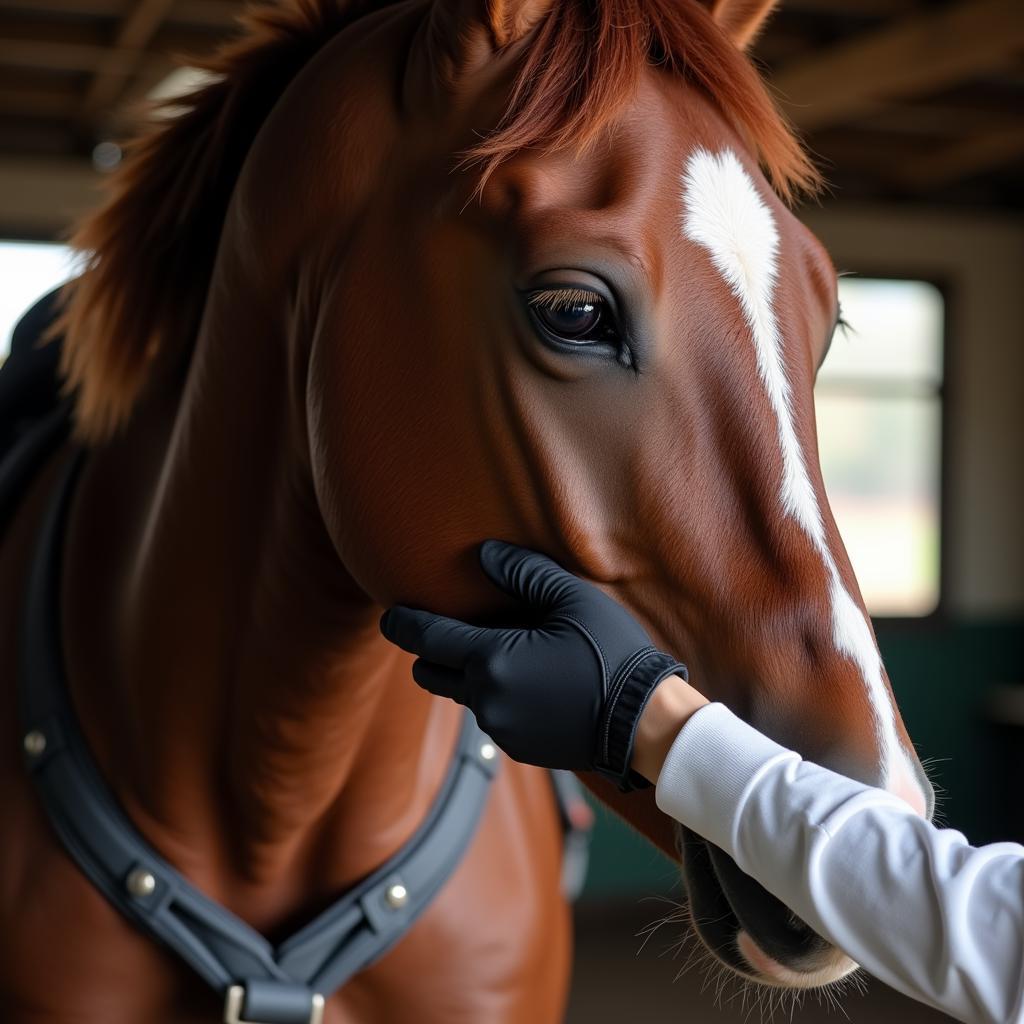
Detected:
left=703, top=0, right=778, bottom=50
left=407, top=0, right=553, bottom=109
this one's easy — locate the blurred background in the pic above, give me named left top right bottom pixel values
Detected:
left=0, top=0, right=1021, bottom=1020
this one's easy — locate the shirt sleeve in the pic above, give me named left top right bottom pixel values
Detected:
left=655, top=702, right=1024, bottom=1024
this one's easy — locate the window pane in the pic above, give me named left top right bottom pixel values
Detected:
left=818, top=278, right=944, bottom=387
left=816, top=393, right=941, bottom=616
left=0, top=241, right=76, bottom=363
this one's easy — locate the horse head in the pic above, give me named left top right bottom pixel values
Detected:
left=59, top=0, right=933, bottom=996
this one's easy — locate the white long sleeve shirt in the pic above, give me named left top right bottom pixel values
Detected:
left=655, top=703, right=1024, bottom=1024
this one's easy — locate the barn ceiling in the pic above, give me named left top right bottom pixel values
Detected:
left=0, top=0, right=1022, bottom=212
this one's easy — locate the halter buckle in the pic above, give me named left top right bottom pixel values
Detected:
left=223, top=985, right=325, bottom=1024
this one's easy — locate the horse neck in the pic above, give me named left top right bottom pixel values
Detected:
left=61, top=306, right=459, bottom=908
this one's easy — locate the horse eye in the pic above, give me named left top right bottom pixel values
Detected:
left=526, top=288, right=615, bottom=346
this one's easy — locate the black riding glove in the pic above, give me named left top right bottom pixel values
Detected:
left=380, top=540, right=687, bottom=791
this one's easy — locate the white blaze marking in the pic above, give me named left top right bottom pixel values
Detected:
left=681, top=148, right=905, bottom=787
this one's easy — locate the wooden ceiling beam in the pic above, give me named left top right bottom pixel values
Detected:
left=772, top=0, right=1024, bottom=131
left=0, top=14, right=223, bottom=59
left=171, top=0, right=243, bottom=30
left=0, top=0, right=124, bottom=14
left=0, top=17, right=109, bottom=48
left=867, top=103, right=1016, bottom=138
left=779, top=0, right=920, bottom=14
left=896, top=125, right=1024, bottom=189
left=0, top=32, right=213, bottom=77
left=0, top=84, right=79, bottom=119
left=0, top=39, right=138, bottom=74
left=80, top=0, right=175, bottom=117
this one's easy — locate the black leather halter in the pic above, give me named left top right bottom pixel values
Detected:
left=2, top=292, right=589, bottom=1024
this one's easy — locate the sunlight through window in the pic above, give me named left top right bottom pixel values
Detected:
left=816, top=278, right=944, bottom=617
left=0, top=241, right=76, bottom=363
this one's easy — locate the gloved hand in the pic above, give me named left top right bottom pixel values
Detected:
left=379, top=540, right=687, bottom=790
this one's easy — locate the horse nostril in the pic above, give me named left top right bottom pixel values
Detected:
left=682, top=828, right=856, bottom=989
left=707, top=844, right=826, bottom=962
left=737, top=930, right=859, bottom=988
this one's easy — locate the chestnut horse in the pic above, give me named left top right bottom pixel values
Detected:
left=0, top=0, right=933, bottom=1020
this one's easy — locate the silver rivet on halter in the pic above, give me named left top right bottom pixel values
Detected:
left=23, top=730, right=47, bottom=757
left=385, top=882, right=408, bottom=909
left=125, top=868, right=157, bottom=898
left=480, top=742, right=497, bottom=762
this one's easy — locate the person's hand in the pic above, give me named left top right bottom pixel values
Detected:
left=379, top=540, right=687, bottom=790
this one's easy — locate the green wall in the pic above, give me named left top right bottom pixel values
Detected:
left=876, top=618, right=1023, bottom=844
left=580, top=618, right=1024, bottom=899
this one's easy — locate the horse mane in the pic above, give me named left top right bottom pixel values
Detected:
left=57, top=0, right=371, bottom=441
left=60, top=0, right=817, bottom=442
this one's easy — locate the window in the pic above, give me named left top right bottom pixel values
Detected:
left=0, top=241, right=76, bottom=363
left=815, top=277, right=944, bottom=617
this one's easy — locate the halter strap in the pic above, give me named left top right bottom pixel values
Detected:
left=17, top=447, right=500, bottom=1024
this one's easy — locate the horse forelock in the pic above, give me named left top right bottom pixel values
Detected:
left=467, top=0, right=817, bottom=204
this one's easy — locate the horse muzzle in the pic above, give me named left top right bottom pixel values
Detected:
left=680, top=826, right=858, bottom=989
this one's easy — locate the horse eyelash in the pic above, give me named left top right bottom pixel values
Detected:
left=527, top=287, right=604, bottom=311
left=835, top=303, right=854, bottom=337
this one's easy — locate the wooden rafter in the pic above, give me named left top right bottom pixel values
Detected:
left=772, top=0, right=1024, bottom=131
left=896, top=125, right=1024, bottom=189
left=0, top=15, right=222, bottom=53
left=0, top=0, right=124, bottom=13
left=780, top=0, right=919, bottom=14
left=848, top=101, right=1016, bottom=139
left=0, top=29, right=216, bottom=75
left=0, top=0, right=1020, bottom=207
left=173, top=0, right=242, bottom=29
left=80, top=0, right=176, bottom=118
left=0, top=39, right=138, bottom=74
left=0, top=15, right=110, bottom=49
left=0, top=84, right=79, bottom=119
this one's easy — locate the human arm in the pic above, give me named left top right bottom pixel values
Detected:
left=643, top=680, right=1024, bottom=1024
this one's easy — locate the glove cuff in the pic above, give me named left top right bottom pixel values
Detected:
left=597, top=651, right=688, bottom=792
